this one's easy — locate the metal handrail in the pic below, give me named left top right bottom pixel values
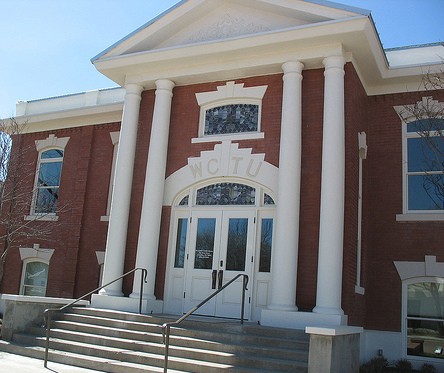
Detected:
left=43, top=267, right=148, bottom=368
left=161, top=273, right=248, bottom=373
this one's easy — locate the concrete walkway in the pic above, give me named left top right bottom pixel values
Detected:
left=0, top=351, right=102, bottom=373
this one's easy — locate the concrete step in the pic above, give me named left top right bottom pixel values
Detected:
left=3, top=307, right=309, bottom=372
left=14, top=330, right=308, bottom=372
left=0, top=340, right=185, bottom=373
left=28, top=325, right=308, bottom=362
left=60, top=309, right=309, bottom=351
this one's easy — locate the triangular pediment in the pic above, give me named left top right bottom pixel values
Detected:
left=95, top=0, right=368, bottom=60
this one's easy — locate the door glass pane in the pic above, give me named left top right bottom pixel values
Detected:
left=259, top=218, right=273, bottom=272
left=194, top=218, right=216, bottom=270
left=174, top=218, right=188, bottom=268
left=226, top=218, right=248, bottom=271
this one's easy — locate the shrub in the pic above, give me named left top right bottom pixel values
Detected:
left=420, top=363, right=438, bottom=373
left=360, top=357, right=389, bottom=373
left=394, top=359, right=413, bottom=373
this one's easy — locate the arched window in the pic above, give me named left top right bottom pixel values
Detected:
left=406, top=279, right=444, bottom=360
left=21, top=260, right=49, bottom=296
left=33, top=148, right=64, bottom=214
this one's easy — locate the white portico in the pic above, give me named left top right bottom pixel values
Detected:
left=90, top=0, right=385, bottom=328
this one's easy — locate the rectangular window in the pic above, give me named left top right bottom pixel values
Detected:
left=405, top=119, right=444, bottom=212
left=205, top=104, right=259, bottom=136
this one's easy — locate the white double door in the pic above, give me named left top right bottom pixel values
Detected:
left=184, top=210, right=255, bottom=319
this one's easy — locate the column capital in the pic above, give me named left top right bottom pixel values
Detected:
left=124, top=83, right=143, bottom=97
left=155, top=79, right=175, bottom=93
left=322, top=55, right=346, bottom=71
left=282, top=61, right=304, bottom=75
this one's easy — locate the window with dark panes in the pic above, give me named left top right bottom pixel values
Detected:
left=34, top=148, right=64, bottom=214
left=406, top=118, right=444, bottom=211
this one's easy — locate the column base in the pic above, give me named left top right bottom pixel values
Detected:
left=312, top=305, right=345, bottom=316
left=91, top=294, right=163, bottom=314
left=260, top=309, right=348, bottom=330
left=98, top=288, right=123, bottom=297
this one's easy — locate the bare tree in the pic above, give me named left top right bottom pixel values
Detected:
left=0, top=118, right=62, bottom=287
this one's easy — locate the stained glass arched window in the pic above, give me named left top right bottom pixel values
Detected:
left=196, top=183, right=256, bottom=205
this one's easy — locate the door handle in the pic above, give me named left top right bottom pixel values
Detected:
left=211, top=270, right=217, bottom=289
left=218, top=270, right=223, bottom=289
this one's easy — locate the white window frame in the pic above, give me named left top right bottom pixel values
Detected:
left=395, top=256, right=444, bottom=363
left=402, top=277, right=444, bottom=363
left=26, top=134, right=69, bottom=221
left=19, top=244, right=54, bottom=297
left=394, top=98, right=444, bottom=221
left=193, top=81, right=267, bottom=143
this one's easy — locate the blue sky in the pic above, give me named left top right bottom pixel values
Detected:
left=0, top=0, right=443, bottom=119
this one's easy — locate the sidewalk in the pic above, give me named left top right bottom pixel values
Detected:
left=0, top=351, right=102, bottom=373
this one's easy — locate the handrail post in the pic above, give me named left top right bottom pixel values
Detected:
left=43, top=267, right=147, bottom=369
left=139, top=268, right=147, bottom=314
left=161, top=273, right=249, bottom=370
left=241, top=274, right=247, bottom=324
left=44, top=310, right=51, bottom=368
left=163, top=324, right=170, bottom=373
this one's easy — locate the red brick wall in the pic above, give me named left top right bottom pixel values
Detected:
left=364, top=89, right=444, bottom=332
left=342, top=63, right=369, bottom=326
left=0, top=124, right=120, bottom=299
left=297, top=68, right=324, bottom=310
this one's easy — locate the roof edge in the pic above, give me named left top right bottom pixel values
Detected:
left=303, top=0, right=370, bottom=16
left=91, top=0, right=188, bottom=63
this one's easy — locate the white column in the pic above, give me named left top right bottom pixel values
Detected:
left=268, top=61, right=304, bottom=311
left=131, top=79, right=175, bottom=299
left=100, top=83, right=143, bottom=296
left=313, top=55, right=346, bottom=316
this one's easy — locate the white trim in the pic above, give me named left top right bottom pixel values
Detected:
left=163, top=140, right=278, bottom=205
left=356, top=132, right=366, bottom=294
left=192, top=132, right=264, bottom=143
left=395, top=255, right=444, bottom=280
left=35, top=134, right=70, bottom=152
left=19, top=247, right=53, bottom=296
left=396, top=213, right=444, bottom=222
left=195, top=82, right=268, bottom=140
left=19, top=244, right=54, bottom=262
left=101, top=131, right=120, bottom=221
left=28, top=134, right=70, bottom=218
left=394, top=257, right=444, bottom=364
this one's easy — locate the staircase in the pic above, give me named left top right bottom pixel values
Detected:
left=0, top=307, right=309, bottom=372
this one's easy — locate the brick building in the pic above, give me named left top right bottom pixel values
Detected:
left=1, top=0, right=443, bottom=368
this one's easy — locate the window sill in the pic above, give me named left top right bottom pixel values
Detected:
left=192, top=132, right=264, bottom=144
left=396, top=213, right=444, bottom=222
left=24, top=214, right=59, bottom=222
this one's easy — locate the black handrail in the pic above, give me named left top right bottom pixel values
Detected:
left=43, top=267, right=148, bottom=368
left=161, top=274, right=248, bottom=373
